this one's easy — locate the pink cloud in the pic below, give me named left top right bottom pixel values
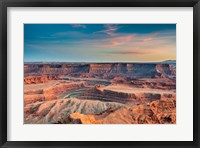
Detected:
left=143, top=37, right=153, bottom=41
left=96, top=24, right=119, bottom=36
left=97, top=35, right=135, bottom=48
left=106, top=51, right=149, bottom=55
left=83, top=31, right=175, bottom=61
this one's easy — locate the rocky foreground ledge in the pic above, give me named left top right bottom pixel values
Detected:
left=24, top=98, right=175, bottom=124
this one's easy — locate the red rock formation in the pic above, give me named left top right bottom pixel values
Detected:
left=24, top=81, right=88, bottom=105
left=24, top=98, right=175, bottom=124
left=68, top=98, right=176, bottom=124
left=24, top=75, right=60, bottom=85
left=130, top=78, right=176, bottom=90
left=42, top=82, right=87, bottom=95
left=24, top=94, right=57, bottom=106
left=24, top=98, right=125, bottom=124
left=24, top=63, right=176, bottom=124
left=24, top=63, right=90, bottom=75
left=24, top=63, right=176, bottom=79
left=79, top=85, right=175, bottom=104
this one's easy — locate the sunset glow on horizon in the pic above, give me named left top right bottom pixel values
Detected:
left=24, top=24, right=176, bottom=62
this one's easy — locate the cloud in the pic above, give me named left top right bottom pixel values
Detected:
left=105, top=51, right=148, bottom=55
left=95, top=30, right=175, bottom=49
left=52, top=31, right=87, bottom=38
left=96, top=24, right=119, bottom=36
left=71, top=24, right=86, bottom=28
left=97, top=35, right=135, bottom=48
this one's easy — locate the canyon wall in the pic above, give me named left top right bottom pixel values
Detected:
left=24, top=63, right=176, bottom=78
left=24, top=64, right=90, bottom=75
left=79, top=85, right=176, bottom=104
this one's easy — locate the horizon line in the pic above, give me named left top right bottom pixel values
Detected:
left=24, top=60, right=176, bottom=64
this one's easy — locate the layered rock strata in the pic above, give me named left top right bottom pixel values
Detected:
left=24, top=63, right=176, bottom=79
left=24, top=62, right=176, bottom=124
left=79, top=84, right=175, bottom=104
left=24, top=98, right=175, bottom=124
left=24, top=75, right=60, bottom=85
left=69, top=98, right=176, bottom=124
left=24, top=98, right=125, bottom=124
left=24, top=81, right=87, bottom=105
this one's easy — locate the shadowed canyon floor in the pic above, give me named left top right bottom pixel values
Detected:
left=24, top=63, right=176, bottom=124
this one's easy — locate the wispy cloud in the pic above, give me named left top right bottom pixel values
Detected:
left=105, top=51, right=149, bottom=55
left=94, top=31, right=175, bottom=48
left=96, top=35, right=135, bottom=48
left=71, top=24, right=86, bottom=28
left=96, top=24, right=119, bottom=36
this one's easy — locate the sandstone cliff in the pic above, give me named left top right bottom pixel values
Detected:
left=24, top=63, right=176, bottom=79
left=24, top=81, right=88, bottom=105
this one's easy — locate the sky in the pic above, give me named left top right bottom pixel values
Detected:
left=24, top=24, right=176, bottom=62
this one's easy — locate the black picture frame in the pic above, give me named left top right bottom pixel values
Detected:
left=0, top=0, right=199, bottom=148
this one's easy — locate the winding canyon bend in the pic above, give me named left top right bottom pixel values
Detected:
left=24, top=62, right=176, bottom=124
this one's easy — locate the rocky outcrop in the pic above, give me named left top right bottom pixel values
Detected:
left=24, top=94, right=57, bottom=106
left=156, top=64, right=176, bottom=80
left=130, top=78, right=176, bottom=90
left=24, top=98, right=175, bottom=124
left=68, top=98, right=176, bottom=124
left=24, top=98, right=125, bottom=124
left=24, top=81, right=88, bottom=105
left=80, top=87, right=137, bottom=103
left=150, top=98, right=176, bottom=124
left=24, top=75, right=60, bottom=85
left=42, top=82, right=87, bottom=95
left=79, top=85, right=175, bottom=104
left=24, top=63, right=90, bottom=75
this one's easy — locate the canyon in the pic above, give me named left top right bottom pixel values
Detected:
left=24, top=62, right=176, bottom=124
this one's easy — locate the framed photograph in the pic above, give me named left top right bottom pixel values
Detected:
left=1, top=0, right=199, bottom=147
